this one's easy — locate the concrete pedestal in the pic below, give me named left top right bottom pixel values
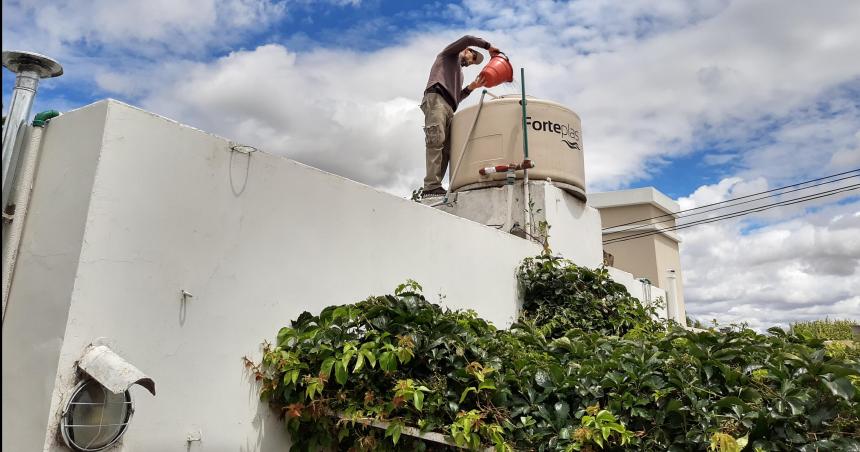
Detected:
left=426, top=182, right=604, bottom=269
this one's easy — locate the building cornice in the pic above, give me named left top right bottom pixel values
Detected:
left=587, top=187, right=680, bottom=215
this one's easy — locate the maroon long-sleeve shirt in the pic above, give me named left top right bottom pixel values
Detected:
left=424, top=35, right=491, bottom=111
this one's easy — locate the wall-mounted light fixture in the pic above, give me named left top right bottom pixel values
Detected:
left=60, top=378, right=133, bottom=451
left=60, top=345, right=155, bottom=451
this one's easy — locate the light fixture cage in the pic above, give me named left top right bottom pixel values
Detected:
left=60, top=378, right=134, bottom=451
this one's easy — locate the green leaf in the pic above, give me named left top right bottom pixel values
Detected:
left=342, top=350, right=355, bottom=369
left=715, top=396, right=746, bottom=410
left=379, top=351, right=397, bottom=372
left=414, top=390, right=424, bottom=411
left=320, top=357, right=335, bottom=379
left=460, top=387, right=477, bottom=403
left=362, top=349, right=377, bottom=368
left=710, top=432, right=742, bottom=452
left=823, top=377, right=856, bottom=401
left=736, top=434, right=748, bottom=449
left=740, top=387, right=762, bottom=402
left=385, top=422, right=403, bottom=445
left=478, top=380, right=496, bottom=391
left=334, top=361, right=348, bottom=385
left=665, top=399, right=683, bottom=412
left=596, top=410, right=614, bottom=423
left=555, top=426, right=570, bottom=440
left=781, top=352, right=805, bottom=363
left=786, top=397, right=805, bottom=415
left=535, top=370, right=553, bottom=389
left=703, top=365, right=715, bottom=380
left=353, top=353, right=365, bottom=373
left=396, top=347, right=413, bottom=364
left=554, top=401, right=570, bottom=422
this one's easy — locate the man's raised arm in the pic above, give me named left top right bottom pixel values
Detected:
left=461, top=74, right=486, bottom=99
left=440, top=35, right=491, bottom=56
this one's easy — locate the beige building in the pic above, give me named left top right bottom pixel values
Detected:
left=588, top=188, right=686, bottom=322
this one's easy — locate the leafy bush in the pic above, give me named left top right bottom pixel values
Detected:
left=791, top=319, right=859, bottom=342
left=517, top=256, right=659, bottom=337
left=250, top=256, right=860, bottom=451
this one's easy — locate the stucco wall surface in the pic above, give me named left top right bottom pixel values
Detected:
left=598, top=204, right=670, bottom=230
left=541, top=184, right=602, bottom=268
left=35, top=100, right=541, bottom=451
left=603, top=231, right=658, bottom=283
left=2, top=102, right=108, bottom=451
left=606, top=266, right=668, bottom=320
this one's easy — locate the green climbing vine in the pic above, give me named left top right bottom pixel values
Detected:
left=247, top=255, right=860, bottom=451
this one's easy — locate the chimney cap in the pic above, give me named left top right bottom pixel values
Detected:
left=2, top=50, right=63, bottom=78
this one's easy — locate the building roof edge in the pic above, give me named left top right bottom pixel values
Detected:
left=587, top=187, right=680, bottom=215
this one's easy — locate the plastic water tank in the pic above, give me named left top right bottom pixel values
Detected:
left=449, top=95, right=586, bottom=200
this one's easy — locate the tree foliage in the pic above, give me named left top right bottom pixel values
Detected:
left=791, top=319, right=859, bottom=342
left=250, top=255, right=860, bottom=451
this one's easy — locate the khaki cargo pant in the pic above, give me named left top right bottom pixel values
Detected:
left=421, top=92, right=454, bottom=191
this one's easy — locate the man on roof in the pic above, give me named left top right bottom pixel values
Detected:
left=421, top=35, right=501, bottom=197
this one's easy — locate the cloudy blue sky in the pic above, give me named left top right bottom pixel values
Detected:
left=3, top=0, right=859, bottom=329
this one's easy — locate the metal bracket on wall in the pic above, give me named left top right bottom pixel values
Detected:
left=181, top=290, right=194, bottom=302
left=230, top=143, right=257, bottom=154
left=186, top=429, right=202, bottom=443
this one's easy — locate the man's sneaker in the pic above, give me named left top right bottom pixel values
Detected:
left=423, top=187, right=447, bottom=197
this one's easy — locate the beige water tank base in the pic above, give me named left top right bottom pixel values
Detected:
left=457, top=180, right=586, bottom=202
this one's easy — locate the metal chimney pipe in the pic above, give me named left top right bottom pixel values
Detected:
left=2, top=50, right=63, bottom=209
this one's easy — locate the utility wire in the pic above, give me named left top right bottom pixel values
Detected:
left=602, top=184, right=860, bottom=245
left=604, top=184, right=859, bottom=244
left=603, top=184, right=859, bottom=245
left=601, top=168, right=860, bottom=231
left=605, top=174, right=860, bottom=235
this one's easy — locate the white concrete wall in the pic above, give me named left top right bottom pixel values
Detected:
left=607, top=267, right=668, bottom=320
left=5, top=100, right=541, bottom=451
left=541, top=183, right=603, bottom=268
left=2, top=103, right=108, bottom=452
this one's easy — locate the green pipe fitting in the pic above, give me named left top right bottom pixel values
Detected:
left=32, top=110, right=60, bottom=127
left=520, top=68, right=529, bottom=159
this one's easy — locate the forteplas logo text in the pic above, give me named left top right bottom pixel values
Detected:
left=525, top=116, right=581, bottom=150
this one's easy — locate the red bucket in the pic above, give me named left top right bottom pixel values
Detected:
left=479, top=52, right=513, bottom=88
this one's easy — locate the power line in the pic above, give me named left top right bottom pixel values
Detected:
left=601, top=168, right=860, bottom=231
left=605, top=174, right=859, bottom=236
left=602, top=184, right=860, bottom=245
left=603, top=184, right=859, bottom=245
